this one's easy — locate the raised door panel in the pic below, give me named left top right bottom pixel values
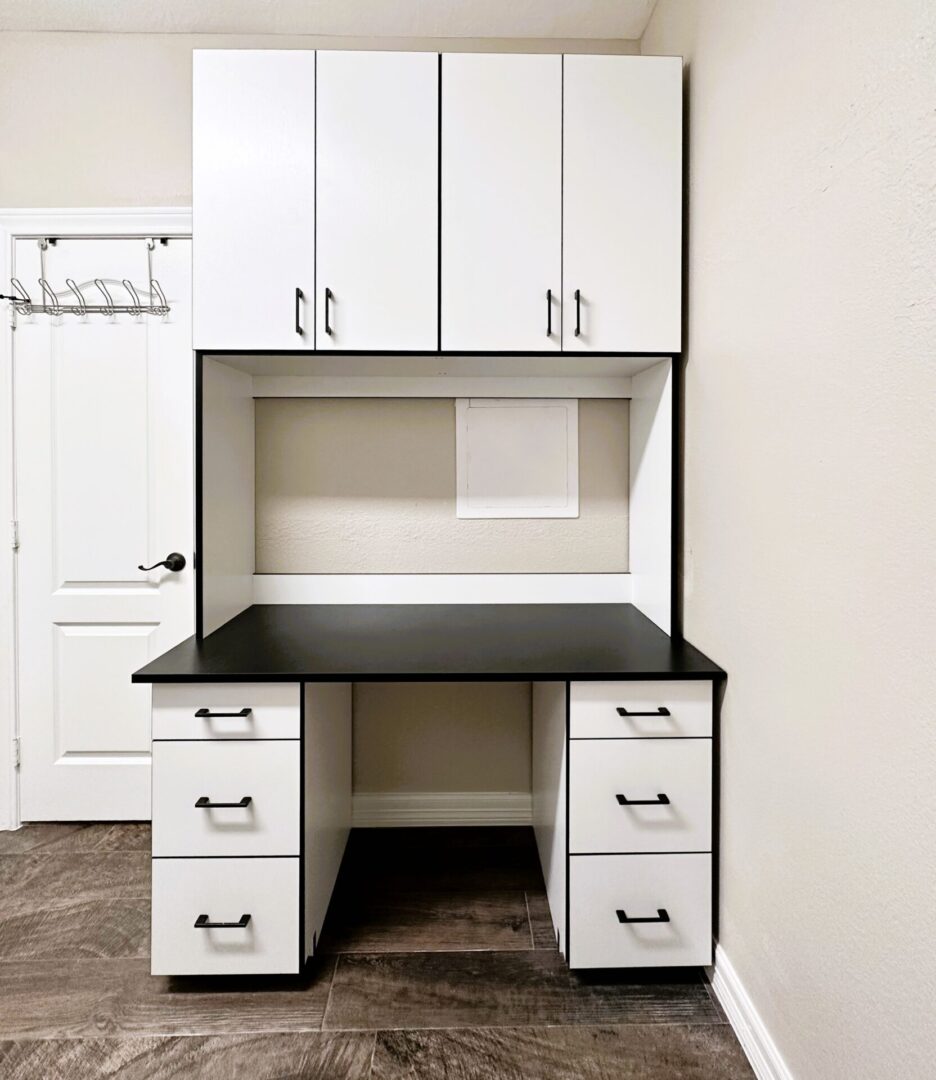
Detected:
left=563, top=56, right=682, bottom=353
left=441, top=54, right=561, bottom=351
left=316, top=51, right=438, bottom=350
left=193, top=50, right=315, bottom=350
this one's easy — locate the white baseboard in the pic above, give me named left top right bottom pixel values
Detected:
left=352, top=791, right=532, bottom=827
left=709, top=944, right=794, bottom=1080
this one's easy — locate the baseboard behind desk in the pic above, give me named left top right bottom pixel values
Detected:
left=351, top=791, right=533, bottom=827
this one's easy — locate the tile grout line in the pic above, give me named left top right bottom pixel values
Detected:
left=320, top=953, right=341, bottom=1032
left=523, top=891, right=536, bottom=950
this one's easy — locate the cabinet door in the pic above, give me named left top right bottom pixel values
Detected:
left=193, top=51, right=315, bottom=351
left=441, top=54, right=561, bottom=351
left=563, top=56, right=682, bottom=353
left=316, top=51, right=438, bottom=351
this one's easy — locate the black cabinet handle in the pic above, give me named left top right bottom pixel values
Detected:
left=194, top=708, right=252, bottom=719
left=195, top=796, right=252, bottom=808
left=616, top=706, right=671, bottom=718
left=194, top=913, right=251, bottom=929
left=324, top=287, right=334, bottom=335
left=546, top=289, right=552, bottom=337
left=295, top=287, right=304, bottom=336
left=138, top=552, right=186, bottom=573
left=617, top=908, right=670, bottom=924
left=574, top=288, right=581, bottom=337
left=616, top=793, right=670, bottom=806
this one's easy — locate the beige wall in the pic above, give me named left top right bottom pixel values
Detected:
left=642, top=3, right=936, bottom=1079
left=0, top=31, right=635, bottom=207
left=254, top=398, right=628, bottom=574
left=353, top=682, right=530, bottom=793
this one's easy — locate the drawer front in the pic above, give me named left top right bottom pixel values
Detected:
left=570, top=739, right=711, bottom=854
left=153, top=741, right=300, bottom=857
left=153, top=682, right=300, bottom=740
left=570, top=680, right=713, bottom=739
left=151, top=857, right=299, bottom=975
left=569, top=853, right=711, bottom=969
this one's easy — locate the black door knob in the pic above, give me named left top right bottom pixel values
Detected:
left=138, top=552, right=186, bottom=573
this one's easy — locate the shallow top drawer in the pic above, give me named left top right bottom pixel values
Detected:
left=570, top=680, right=712, bottom=739
left=153, top=682, right=300, bottom=740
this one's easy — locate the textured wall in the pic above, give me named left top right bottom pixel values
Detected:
left=254, top=397, right=629, bottom=574
left=642, top=3, right=936, bottom=1078
left=0, top=31, right=636, bottom=207
left=353, top=682, right=531, bottom=794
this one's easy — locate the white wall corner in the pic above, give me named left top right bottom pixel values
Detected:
left=352, top=791, right=533, bottom=828
left=709, top=944, right=795, bottom=1080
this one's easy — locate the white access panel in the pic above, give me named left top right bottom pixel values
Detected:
left=441, top=54, right=561, bottom=351
left=316, top=51, right=438, bottom=350
left=563, top=56, right=682, bottom=352
left=193, top=50, right=315, bottom=350
left=455, top=399, right=579, bottom=518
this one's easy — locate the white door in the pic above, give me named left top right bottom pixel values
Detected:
left=563, top=56, right=682, bottom=353
left=441, top=54, right=561, bottom=351
left=316, top=51, right=438, bottom=350
left=14, top=236, right=194, bottom=820
left=193, top=50, right=316, bottom=351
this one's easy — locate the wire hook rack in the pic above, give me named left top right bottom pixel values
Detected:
left=0, top=237, right=172, bottom=318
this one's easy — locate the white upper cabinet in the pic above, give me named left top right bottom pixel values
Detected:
left=441, top=55, right=561, bottom=352
left=193, top=51, right=315, bottom=351
left=316, top=51, right=439, bottom=351
left=563, top=56, right=682, bottom=353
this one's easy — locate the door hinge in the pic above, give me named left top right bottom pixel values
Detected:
left=10, top=520, right=19, bottom=552
left=12, top=738, right=20, bottom=768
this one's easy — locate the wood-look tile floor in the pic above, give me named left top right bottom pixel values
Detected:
left=0, top=824, right=753, bottom=1079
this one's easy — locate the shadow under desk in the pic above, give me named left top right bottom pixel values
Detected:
left=133, top=604, right=724, bottom=976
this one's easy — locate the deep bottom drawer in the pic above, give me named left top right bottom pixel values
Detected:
left=152, top=857, right=299, bottom=975
left=569, top=853, right=711, bottom=969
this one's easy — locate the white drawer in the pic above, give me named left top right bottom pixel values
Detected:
left=570, top=738, right=711, bottom=854
left=570, top=680, right=713, bottom=739
left=569, top=853, right=711, bottom=969
left=153, top=740, right=300, bottom=857
left=151, top=857, right=299, bottom=975
left=153, top=682, right=300, bottom=740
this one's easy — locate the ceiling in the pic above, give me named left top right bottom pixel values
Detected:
left=0, top=0, right=657, bottom=40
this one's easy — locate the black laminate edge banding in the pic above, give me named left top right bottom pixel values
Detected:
left=194, top=352, right=204, bottom=640
left=194, top=349, right=678, bottom=358
left=299, top=682, right=306, bottom=967
left=564, top=678, right=571, bottom=965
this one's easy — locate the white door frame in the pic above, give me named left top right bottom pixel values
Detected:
left=0, top=208, right=192, bottom=831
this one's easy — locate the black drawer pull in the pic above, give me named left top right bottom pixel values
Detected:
left=616, top=706, right=671, bottom=718
left=194, top=913, right=251, bottom=929
left=546, top=289, right=552, bottom=337
left=574, top=288, right=581, bottom=336
left=616, top=793, right=670, bottom=806
left=617, top=908, right=670, bottom=925
left=295, top=286, right=304, bottom=336
left=324, top=287, right=334, bottom=336
left=194, top=708, right=252, bottom=719
left=195, top=796, right=252, bottom=809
